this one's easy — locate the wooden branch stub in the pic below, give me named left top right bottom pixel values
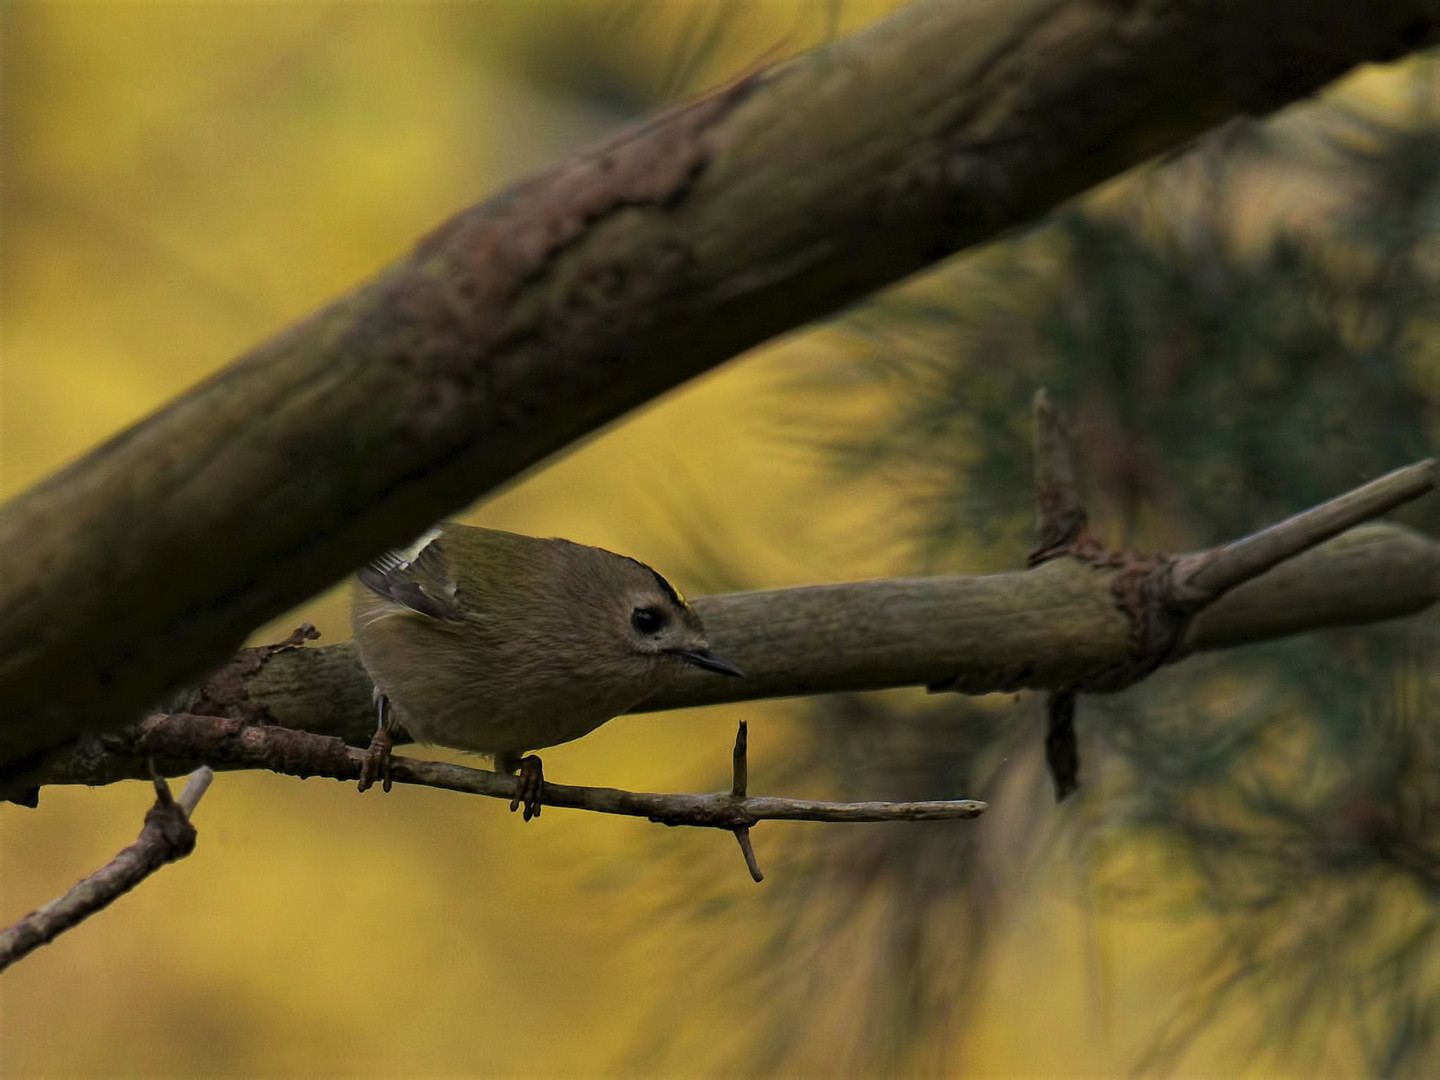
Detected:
left=162, top=623, right=322, bottom=728
left=729, top=720, right=763, bottom=881
left=734, top=828, right=765, bottom=884
left=1045, top=691, right=1080, bottom=802
left=732, top=720, right=749, bottom=798
left=1030, top=388, right=1091, bottom=564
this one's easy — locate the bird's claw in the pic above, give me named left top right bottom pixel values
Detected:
left=358, top=728, right=393, bottom=793
left=510, top=755, right=544, bottom=821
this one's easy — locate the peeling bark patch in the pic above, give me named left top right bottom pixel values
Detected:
left=381, top=73, right=762, bottom=445
left=164, top=623, right=320, bottom=724
left=1028, top=546, right=1190, bottom=695
left=416, top=72, right=760, bottom=310
left=1030, top=534, right=1189, bottom=695
left=135, top=714, right=358, bottom=781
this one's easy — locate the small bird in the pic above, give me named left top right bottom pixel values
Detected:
left=351, top=523, right=743, bottom=818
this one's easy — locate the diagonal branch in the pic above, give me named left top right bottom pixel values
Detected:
left=4, top=0, right=1438, bottom=772
left=0, top=766, right=214, bottom=974
left=1169, top=460, right=1436, bottom=606
left=127, top=525, right=1435, bottom=766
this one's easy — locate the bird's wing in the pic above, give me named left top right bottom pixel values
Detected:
left=356, top=530, right=464, bottom=623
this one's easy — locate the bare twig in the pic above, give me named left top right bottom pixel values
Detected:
left=730, top=721, right=763, bottom=882
left=734, top=828, right=765, bottom=884
left=0, top=766, right=214, bottom=974
left=174, top=765, right=214, bottom=816
left=732, top=719, right=749, bottom=799
left=270, top=715, right=979, bottom=824
left=29, top=713, right=982, bottom=884
left=1171, top=459, right=1436, bottom=605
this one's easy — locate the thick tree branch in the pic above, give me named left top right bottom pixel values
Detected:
left=11, top=528, right=1435, bottom=803
left=3, top=0, right=1438, bottom=771
left=0, top=767, right=213, bottom=974
left=116, top=520, right=1433, bottom=755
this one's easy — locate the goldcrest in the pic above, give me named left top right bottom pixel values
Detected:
left=351, top=523, right=742, bottom=817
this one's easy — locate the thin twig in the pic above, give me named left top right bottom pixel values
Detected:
left=1172, top=459, right=1435, bottom=605
left=734, top=828, right=765, bottom=883
left=39, top=712, right=985, bottom=834
left=0, top=766, right=214, bottom=974
left=177, top=766, right=214, bottom=816
left=356, top=715, right=983, bottom=826
left=732, top=720, right=749, bottom=798
left=728, top=721, right=763, bottom=881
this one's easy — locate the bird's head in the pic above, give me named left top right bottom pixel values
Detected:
left=590, top=549, right=743, bottom=680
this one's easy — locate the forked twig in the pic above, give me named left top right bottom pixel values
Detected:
left=1170, top=460, right=1435, bottom=605
left=22, top=713, right=985, bottom=888
left=0, top=766, right=214, bottom=974
left=1021, top=389, right=1434, bottom=802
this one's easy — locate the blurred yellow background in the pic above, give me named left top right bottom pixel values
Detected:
left=1, top=3, right=1406, bottom=1076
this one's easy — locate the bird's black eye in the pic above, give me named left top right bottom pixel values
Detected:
left=631, top=606, right=665, bottom=635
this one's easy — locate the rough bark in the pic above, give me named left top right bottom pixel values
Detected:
left=3, top=0, right=1438, bottom=770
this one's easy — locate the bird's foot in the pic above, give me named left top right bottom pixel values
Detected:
left=509, top=755, right=544, bottom=821
left=358, top=728, right=393, bottom=793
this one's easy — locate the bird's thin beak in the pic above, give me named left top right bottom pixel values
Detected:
left=675, top=648, right=745, bottom=677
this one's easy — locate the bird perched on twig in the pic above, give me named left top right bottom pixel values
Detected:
left=351, top=523, right=743, bottom=818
